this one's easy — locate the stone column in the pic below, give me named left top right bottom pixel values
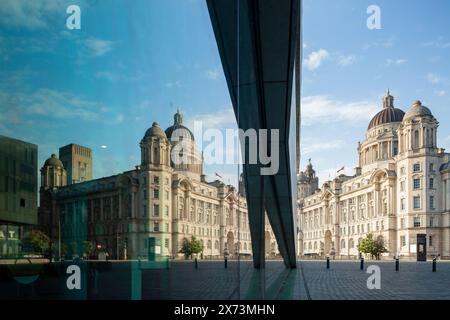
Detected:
left=446, top=179, right=450, bottom=212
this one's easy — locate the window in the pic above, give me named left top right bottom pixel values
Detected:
left=143, top=205, right=147, bottom=217
left=429, top=216, right=434, bottom=227
left=400, top=218, right=405, bottom=229
left=429, top=236, right=433, bottom=247
left=154, top=189, right=159, bottom=199
left=401, top=198, right=406, bottom=211
left=165, top=223, right=169, bottom=232
left=430, top=196, right=435, bottom=210
left=413, top=178, right=421, bottom=189
left=413, top=163, right=420, bottom=172
left=20, top=198, right=25, bottom=207
left=413, top=196, right=421, bottom=209
left=154, top=176, right=159, bottom=185
left=429, top=178, right=434, bottom=189
left=429, top=163, right=434, bottom=171
left=164, top=206, right=169, bottom=217
left=153, top=204, right=159, bottom=216
left=165, top=238, right=169, bottom=248
left=143, top=189, right=147, bottom=200
left=413, top=217, right=421, bottom=228
left=154, top=222, right=159, bottom=232
left=400, top=236, right=406, bottom=247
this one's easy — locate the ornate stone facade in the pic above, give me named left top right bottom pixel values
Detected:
left=38, top=111, right=278, bottom=259
left=298, top=93, right=450, bottom=259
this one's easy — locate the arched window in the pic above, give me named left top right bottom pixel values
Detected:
left=414, top=130, right=420, bottom=149
left=214, top=240, right=219, bottom=250
left=341, top=239, right=346, bottom=249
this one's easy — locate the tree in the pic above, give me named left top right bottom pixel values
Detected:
left=179, top=236, right=204, bottom=259
left=190, top=237, right=204, bottom=257
left=83, top=241, right=94, bottom=259
left=22, top=230, right=50, bottom=256
left=358, top=233, right=388, bottom=260
left=180, top=238, right=192, bottom=259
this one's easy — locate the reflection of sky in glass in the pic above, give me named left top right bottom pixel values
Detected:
left=0, top=0, right=239, bottom=186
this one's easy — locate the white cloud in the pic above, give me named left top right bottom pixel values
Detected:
left=427, top=73, right=440, bottom=84
left=301, top=138, right=344, bottom=155
left=304, top=49, right=329, bottom=71
left=165, top=80, right=181, bottom=88
left=435, top=90, right=446, bottom=96
left=0, top=0, right=66, bottom=29
left=422, top=37, right=450, bottom=49
left=363, top=36, right=395, bottom=50
left=386, top=58, right=407, bottom=66
left=205, top=68, right=222, bottom=80
left=337, top=54, right=356, bottom=67
left=84, top=38, right=115, bottom=57
left=301, top=95, right=379, bottom=126
left=185, top=107, right=236, bottom=131
left=0, top=88, right=120, bottom=126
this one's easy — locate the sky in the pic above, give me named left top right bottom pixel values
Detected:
left=301, top=0, right=450, bottom=182
left=1, top=0, right=450, bottom=188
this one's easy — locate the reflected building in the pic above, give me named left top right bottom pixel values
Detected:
left=298, top=92, right=450, bottom=259
left=59, top=144, right=92, bottom=184
left=0, top=135, right=38, bottom=256
left=38, top=111, right=278, bottom=259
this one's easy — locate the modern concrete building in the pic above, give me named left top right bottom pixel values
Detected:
left=59, top=144, right=92, bottom=184
left=38, top=112, right=279, bottom=260
left=298, top=93, right=450, bottom=260
left=0, top=135, right=38, bottom=256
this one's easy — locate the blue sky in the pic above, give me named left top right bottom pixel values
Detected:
left=301, top=0, right=450, bottom=182
left=1, top=0, right=450, bottom=186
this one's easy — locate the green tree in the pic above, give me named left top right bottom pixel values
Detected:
left=83, top=241, right=94, bottom=258
left=179, top=236, right=204, bottom=259
left=190, top=237, right=204, bottom=257
left=180, top=237, right=192, bottom=259
left=358, top=233, right=388, bottom=260
left=70, top=241, right=79, bottom=257
left=22, top=230, right=50, bottom=256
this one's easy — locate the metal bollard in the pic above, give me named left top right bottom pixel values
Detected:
left=432, top=258, right=436, bottom=272
left=326, top=257, right=330, bottom=269
left=195, top=258, right=198, bottom=269
left=395, top=258, right=399, bottom=271
left=224, top=257, right=228, bottom=269
left=360, top=258, right=364, bottom=270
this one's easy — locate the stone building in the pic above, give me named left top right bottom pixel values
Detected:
left=298, top=92, right=450, bottom=259
left=38, top=111, right=278, bottom=259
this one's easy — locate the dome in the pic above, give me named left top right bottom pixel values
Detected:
left=440, top=160, right=450, bottom=172
left=165, top=110, right=195, bottom=142
left=143, top=122, right=167, bottom=139
left=368, top=91, right=405, bottom=130
left=403, top=100, right=433, bottom=121
left=44, top=154, right=64, bottom=168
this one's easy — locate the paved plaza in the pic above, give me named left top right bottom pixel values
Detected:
left=1, top=260, right=450, bottom=300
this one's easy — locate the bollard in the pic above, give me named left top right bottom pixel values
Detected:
left=195, top=258, right=198, bottom=269
left=224, top=257, right=228, bottom=269
left=432, top=258, right=436, bottom=272
left=360, top=258, right=364, bottom=270
left=326, top=257, right=330, bottom=269
left=395, top=258, right=399, bottom=271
